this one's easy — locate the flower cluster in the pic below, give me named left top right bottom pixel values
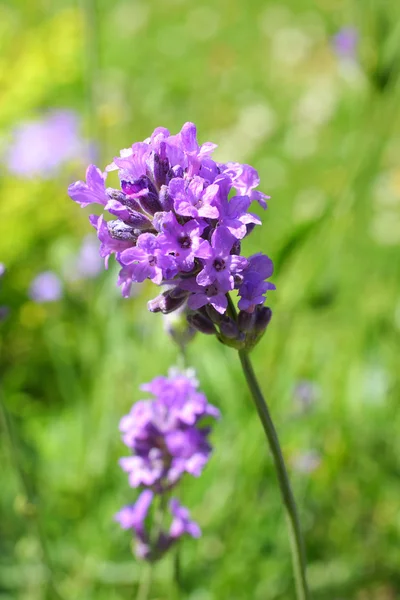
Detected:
left=68, top=123, right=275, bottom=349
left=115, top=369, right=219, bottom=561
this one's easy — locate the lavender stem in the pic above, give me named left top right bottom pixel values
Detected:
left=238, top=350, right=309, bottom=600
left=136, top=563, right=153, bottom=600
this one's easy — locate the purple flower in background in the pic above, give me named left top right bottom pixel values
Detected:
left=68, top=122, right=275, bottom=349
left=119, top=369, right=219, bottom=491
left=29, top=271, right=62, bottom=303
left=292, top=450, right=321, bottom=474
left=293, top=380, right=320, bottom=413
left=6, top=110, right=86, bottom=178
left=115, top=369, right=218, bottom=561
left=76, top=235, right=103, bottom=278
left=332, top=27, right=358, bottom=60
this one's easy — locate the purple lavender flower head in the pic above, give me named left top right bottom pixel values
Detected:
left=68, top=122, right=275, bottom=350
left=332, top=27, right=358, bottom=60
left=29, top=271, right=63, bottom=303
left=119, top=369, right=219, bottom=491
left=5, top=110, right=86, bottom=179
left=115, top=369, right=217, bottom=561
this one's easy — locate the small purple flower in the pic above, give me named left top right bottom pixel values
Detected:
left=332, top=27, right=358, bottom=60
left=169, top=177, right=219, bottom=219
left=196, top=227, right=248, bottom=291
left=157, top=212, right=208, bottom=272
left=169, top=498, right=201, bottom=539
left=219, top=163, right=270, bottom=209
left=6, top=110, right=85, bottom=179
left=115, top=489, right=154, bottom=533
left=118, top=233, right=177, bottom=287
left=181, top=278, right=229, bottom=314
left=238, top=253, right=275, bottom=312
left=68, top=164, right=108, bottom=208
left=89, top=215, right=132, bottom=269
left=29, top=271, right=63, bottom=303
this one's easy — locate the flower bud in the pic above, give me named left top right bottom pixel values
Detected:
left=237, top=310, right=256, bottom=333
left=254, top=306, right=272, bottom=333
left=123, top=210, right=153, bottom=230
left=187, top=313, right=217, bottom=335
left=219, top=317, right=239, bottom=339
left=107, top=220, right=139, bottom=242
left=147, top=146, right=169, bottom=189
left=159, top=185, right=174, bottom=211
left=106, top=187, right=141, bottom=211
left=148, top=290, right=188, bottom=314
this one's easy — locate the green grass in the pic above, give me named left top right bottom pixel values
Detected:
left=1, top=0, right=400, bottom=598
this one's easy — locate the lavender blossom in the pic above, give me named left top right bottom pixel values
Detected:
left=6, top=110, right=85, bottom=178
left=29, top=271, right=63, bottom=303
left=115, top=369, right=218, bottom=561
left=332, top=27, right=358, bottom=60
left=68, top=122, right=275, bottom=350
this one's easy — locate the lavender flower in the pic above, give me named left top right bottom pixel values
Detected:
left=115, top=369, right=218, bottom=561
left=68, top=123, right=275, bottom=350
left=29, top=271, right=63, bottom=303
left=6, top=110, right=85, bottom=178
left=332, top=27, right=358, bottom=60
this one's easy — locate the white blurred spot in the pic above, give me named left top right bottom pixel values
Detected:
left=214, top=103, right=276, bottom=163
left=293, top=188, right=326, bottom=223
left=259, top=5, right=293, bottom=37
left=283, top=125, right=317, bottom=159
left=271, top=27, right=313, bottom=67
left=157, top=25, right=188, bottom=58
left=370, top=211, right=400, bottom=246
left=186, top=7, right=220, bottom=41
left=294, top=77, right=338, bottom=127
left=112, top=1, right=149, bottom=37
left=257, top=157, right=287, bottom=189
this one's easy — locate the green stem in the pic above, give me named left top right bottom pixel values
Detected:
left=238, top=350, right=309, bottom=600
left=136, top=562, right=153, bottom=600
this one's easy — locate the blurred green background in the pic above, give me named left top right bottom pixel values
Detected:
left=1, top=0, right=400, bottom=598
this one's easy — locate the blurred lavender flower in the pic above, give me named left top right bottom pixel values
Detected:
left=63, top=234, right=103, bottom=282
left=5, top=110, right=85, bottom=178
left=293, top=380, right=319, bottom=413
left=332, top=27, right=358, bottom=60
left=292, top=450, right=321, bottom=474
left=115, top=369, right=219, bottom=561
left=29, top=271, right=63, bottom=303
left=76, top=235, right=103, bottom=278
